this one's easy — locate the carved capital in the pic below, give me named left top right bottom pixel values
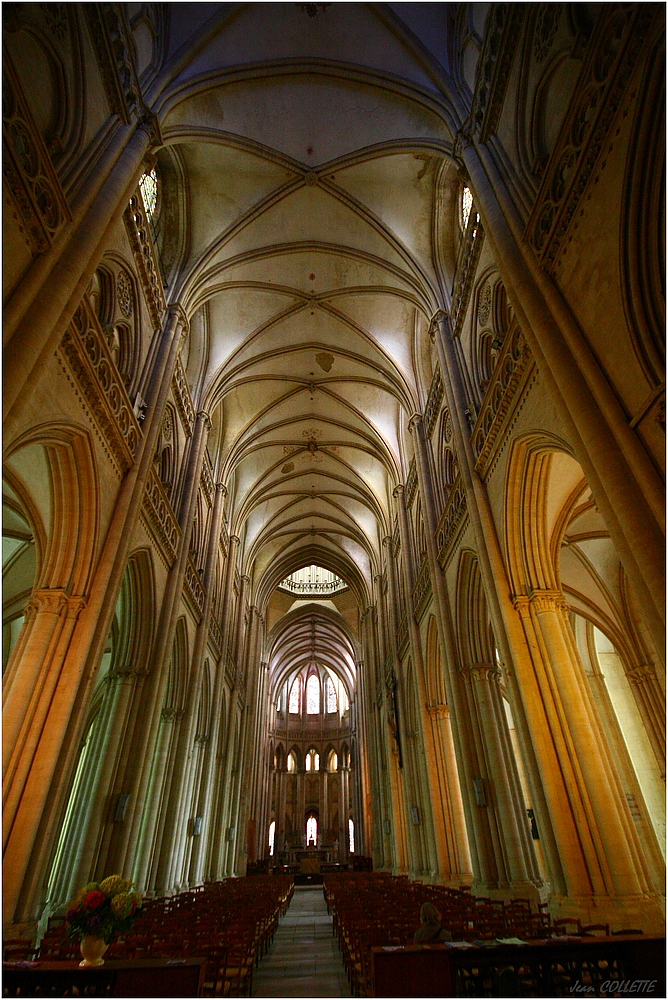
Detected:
left=407, top=413, right=423, bottom=434
left=392, top=484, right=405, bottom=499
left=469, top=663, right=502, bottom=684
left=27, top=589, right=70, bottom=617
left=426, top=702, right=448, bottom=718
left=196, top=410, right=212, bottom=430
left=63, top=595, right=87, bottom=620
left=428, top=310, right=448, bottom=342
left=215, top=483, right=228, bottom=496
left=528, top=589, right=568, bottom=615
left=168, top=302, right=189, bottom=334
left=114, top=664, right=147, bottom=681
left=382, top=535, right=393, bottom=548
left=453, top=118, right=475, bottom=162
left=136, top=108, right=163, bottom=150
left=626, top=664, right=656, bottom=686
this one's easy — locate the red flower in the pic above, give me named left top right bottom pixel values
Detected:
left=84, top=891, right=106, bottom=910
left=65, top=906, right=82, bottom=922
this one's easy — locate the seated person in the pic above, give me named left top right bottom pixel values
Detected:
left=413, top=901, right=453, bottom=943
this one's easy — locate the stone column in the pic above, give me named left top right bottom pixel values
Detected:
left=72, top=665, right=145, bottom=891
left=361, top=606, right=387, bottom=869
left=3, top=592, right=86, bottom=922
left=297, top=766, right=307, bottom=844
left=459, top=137, right=664, bottom=651
left=626, top=665, right=666, bottom=768
left=155, top=482, right=228, bottom=891
left=277, top=766, right=288, bottom=857
left=233, top=605, right=262, bottom=875
left=394, top=484, right=459, bottom=882
left=382, top=534, right=425, bottom=874
left=429, top=310, right=557, bottom=894
left=122, top=410, right=212, bottom=889
left=513, top=589, right=664, bottom=926
left=4, top=590, right=85, bottom=785
left=206, top=682, right=239, bottom=881
left=406, top=413, right=500, bottom=889
left=5, top=116, right=159, bottom=431
left=373, top=574, right=408, bottom=872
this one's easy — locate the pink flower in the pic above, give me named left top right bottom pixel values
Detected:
left=84, top=890, right=106, bottom=911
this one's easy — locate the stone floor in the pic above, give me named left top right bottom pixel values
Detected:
left=252, top=885, right=353, bottom=998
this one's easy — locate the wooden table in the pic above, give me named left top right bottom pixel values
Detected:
left=371, top=935, right=665, bottom=997
left=2, top=956, right=206, bottom=997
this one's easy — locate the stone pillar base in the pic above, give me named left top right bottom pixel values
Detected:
left=548, top=893, right=666, bottom=934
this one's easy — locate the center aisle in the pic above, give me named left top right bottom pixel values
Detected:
left=252, top=885, right=353, bottom=998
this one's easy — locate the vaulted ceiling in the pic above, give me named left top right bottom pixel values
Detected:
left=142, top=2, right=478, bottom=664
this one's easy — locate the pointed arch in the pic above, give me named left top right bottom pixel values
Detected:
left=425, top=614, right=447, bottom=706
left=456, top=549, right=496, bottom=668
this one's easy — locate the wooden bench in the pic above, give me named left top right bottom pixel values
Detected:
left=2, top=956, right=206, bottom=997
left=371, top=935, right=665, bottom=998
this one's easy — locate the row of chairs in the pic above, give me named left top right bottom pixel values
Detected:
left=323, top=873, right=644, bottom=996
left=5, top=876, right=294, bottom=997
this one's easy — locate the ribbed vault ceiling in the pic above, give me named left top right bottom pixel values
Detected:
left=149, top=2, right=464, bottom=675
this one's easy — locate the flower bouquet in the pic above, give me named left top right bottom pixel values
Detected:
left=65, top=875, right=143, bottom=965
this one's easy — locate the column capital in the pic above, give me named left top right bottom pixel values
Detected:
left=136, top=108, right=163, bottom=149
left=26, top=588, right=70, bottom=617
left=196, top=409, right=212, bottom=430
left=215, top=483, right=228, bottom=496
left=392, top=484, right=405, bottom=498
left=382, top=535, right=393, bottom=549
left=229, top=534, right=241, bottom=546
left=528, top=589, right=569, bottom=615
left=467, top=663, right=502, bottom=684
left=626, top=664, right=656, bottom=685
left=452, top=117, right=475, bottom=162
left=428, top=309, right=448, bottom=341
left=114, top=664, right=148, bottom=680
left=407, top=413, right=423, bottom=433
left=167, top=302, right=189, bottom=334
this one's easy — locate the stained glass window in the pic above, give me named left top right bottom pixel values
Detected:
left=287, top=751, right=296, bottom=773
left=140, top=168, right=158, bottom=219
left=289, top=679, right=300, bottom=713
left=306, top=674, right=319, bottom=714
left=305, top=753, right=312, bottom=771
left=268, top=820, right=275, bottom=856
left=461, top=185, right=473, bottom=230
left=329, top=751, right=338, bottom=771
left=326, top=675, right=337, bottom=713
left=348, top=818, right=355, bottom=853
left=314, top=752, right=320, bottom=771
left=306, top=816, right=317, bottom=845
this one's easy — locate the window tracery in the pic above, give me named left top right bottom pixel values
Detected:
left=139, top=167, right=158, bottom=219
left=326, top=675, right=337, bottom=713
left=306, top=673, right=319, bottom=714
left=461, top=184, right=473, bottom=230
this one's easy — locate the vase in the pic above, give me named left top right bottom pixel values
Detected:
left=79, top=936, right=108, bottom=967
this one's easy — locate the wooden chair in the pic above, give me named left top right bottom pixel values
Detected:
left=552, top=917, right=582, bottom=936
left=581, top=923, right=610, bottom=936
